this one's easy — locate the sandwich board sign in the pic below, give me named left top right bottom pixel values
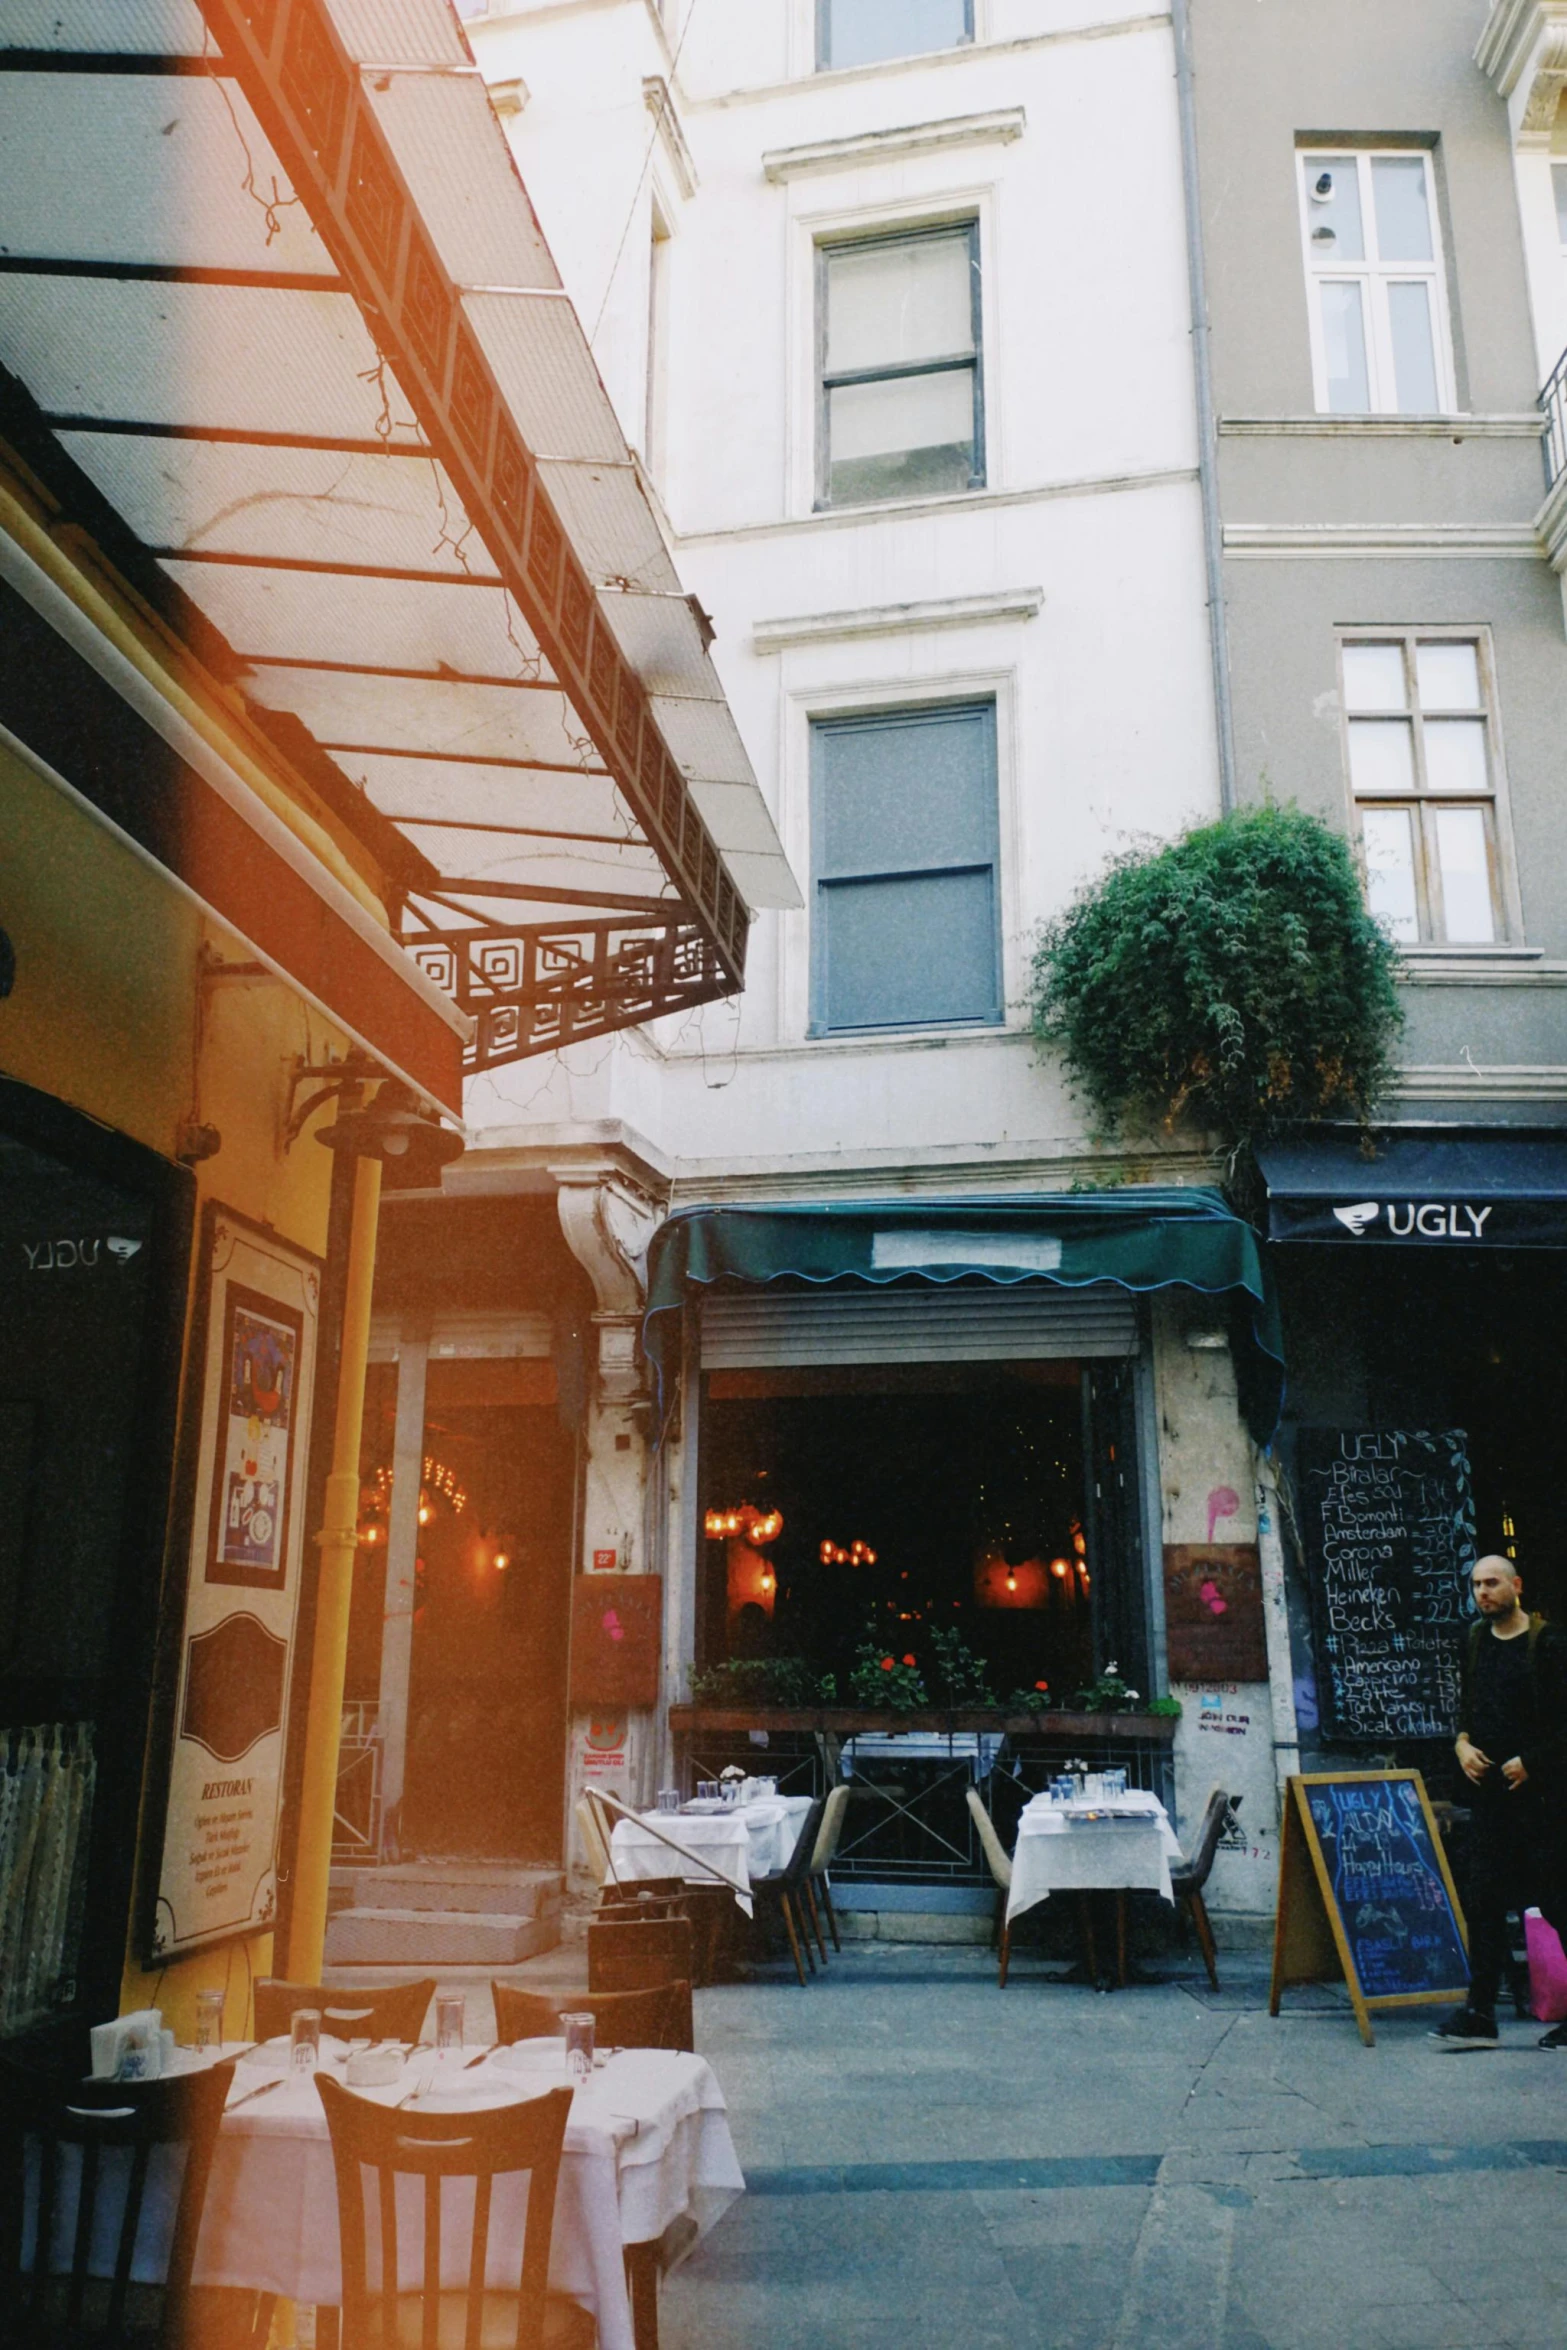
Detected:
left=1269, top=1772, right=1468, bottom=2045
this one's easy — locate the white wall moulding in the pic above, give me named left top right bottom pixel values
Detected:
left=1400, top=959, right=1567, bottom=987
left=1476, top=0, right=1567, bottom=145
left=643, top=75, right=698, bottom=199
left=761, top=107, right=1026, bottom=182
left=752, top=587, right=1044, bottom=652
left=1390, top=1064, right=1567, bottom=1097
left=1223, top=524, right=1543, bottom=559
left=1219, top=415, right=1546, bottom=439
left=698, top=1286, right=1138, bottom=1369
left=1535, top=467, right=1567, bottom=579
left=676, top=465, right=1198, bottom=547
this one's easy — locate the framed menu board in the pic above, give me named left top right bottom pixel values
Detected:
left=143, top=1205, right=320, bottom=1959
left=1295, top=1429, right=1474, bottom=1742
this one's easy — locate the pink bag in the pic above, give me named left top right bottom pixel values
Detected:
left=1525, top=1909, right=1567, bottom=2022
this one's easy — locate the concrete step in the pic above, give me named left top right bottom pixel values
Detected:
left=347, top=1864, right=563, bottom=1919
left=325, top=1905, right=562, bottom=1968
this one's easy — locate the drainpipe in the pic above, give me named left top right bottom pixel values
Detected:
left=1171, top=0, right=1237, bottom=817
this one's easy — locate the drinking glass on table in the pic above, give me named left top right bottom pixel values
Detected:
left=657, top=1788, right=680, bottom=1814
left=195, top=1988, right=225, bottom=2052
left=561, top=2013, right=595, bottom=2085
left=435, top=1993, right=465, bottom=2053
left=290, top=2008, right=321, bottom=2075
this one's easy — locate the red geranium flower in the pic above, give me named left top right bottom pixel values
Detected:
left=881, top=1656, right=895, bottom=1671
left=902, top=1654, right=917, bottom=1667
left=1035, top=1680, right=1049, bottom=1692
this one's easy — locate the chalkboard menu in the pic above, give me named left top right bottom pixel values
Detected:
left=1296, top=1429, right=1475, bottom=1742
left=1270, top=1773, right=1469, bottom=2042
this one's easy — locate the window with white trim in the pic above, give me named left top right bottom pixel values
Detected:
left=817, top=0, right=973, bottom=71
left=1342, top=634, right=1508, bottom=946
left=818, top=223, right=982, bottom=507
left=810, top=701, right=1001, bottom=1033
left=1299, top=151, right=1454, bottom=413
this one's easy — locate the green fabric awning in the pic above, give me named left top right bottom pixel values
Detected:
left=642, top=1189, right=1284, bottom=1443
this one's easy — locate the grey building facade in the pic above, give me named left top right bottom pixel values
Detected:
left=1188, top=0, right=1567, bottom=1767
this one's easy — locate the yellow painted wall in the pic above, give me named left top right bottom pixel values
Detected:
left=2, top=734, right=365, bottom=2042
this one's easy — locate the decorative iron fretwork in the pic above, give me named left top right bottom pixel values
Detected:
left=406, top=916, right=731, bottom=1072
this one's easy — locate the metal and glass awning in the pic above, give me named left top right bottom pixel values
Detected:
left=0, top=0, right=797, bottom=1077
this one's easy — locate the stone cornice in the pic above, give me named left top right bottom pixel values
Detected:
left=643, top=74, right=698, bottom=199
left=1220, top=413, right=1544, bottom=438
left=1476, top=0, right=1567, bottom=145
left=752, top=585, right=1044, bottom=652
left=762, top=107, right=1025, bottom=182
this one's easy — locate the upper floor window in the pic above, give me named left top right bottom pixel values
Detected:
left=819, top=223, right=982, bottom=507
left=1343, top=634, right=1506, bottom=946
left=1298, top=151, right=1453, bottom=414
left=810, top=701, right=1001, bottom=1034
left=817, top=0, right=973, bottom=72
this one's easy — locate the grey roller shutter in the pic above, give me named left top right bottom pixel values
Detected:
left=698, top=1284, right=1137, bottom=1368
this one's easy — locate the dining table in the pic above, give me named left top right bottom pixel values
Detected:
left=1006, top=1788, right=1184, bottom=1986
left=608, top=1794, right=815, bottom=1914
left=30, top=2036, right=745, bottom=2350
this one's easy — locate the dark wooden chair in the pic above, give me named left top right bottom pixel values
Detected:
left=491, top=1978, right=694, bottom=2056
left=1170, top=1787, right=1233, bottom=1992
left=0, top=2054, right=234, bottom=2348
left=251, top=1978, right=435, bottom=2045
left=749, top=1797, right=826, bottom=1987
left=586, top=1917, right=695, bottom=1998
left=315, top=2073, right=593, bottom=2350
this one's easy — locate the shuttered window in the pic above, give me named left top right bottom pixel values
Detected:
left=810, top=701, right=1001, bottom=1035
left=699, top=1285, right=1138, bottom=1368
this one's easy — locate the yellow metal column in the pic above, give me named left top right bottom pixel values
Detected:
left=286, top=1152, right=382, bottom=1981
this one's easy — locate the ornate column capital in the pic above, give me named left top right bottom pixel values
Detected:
left=1477, top=0, right=1567, bottom=145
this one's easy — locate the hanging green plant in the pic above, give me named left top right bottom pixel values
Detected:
left=1029, top=804, right=1403, bottom=1156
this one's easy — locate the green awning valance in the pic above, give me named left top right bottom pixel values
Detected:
left=643, top=1189, right=1283, bottom=1443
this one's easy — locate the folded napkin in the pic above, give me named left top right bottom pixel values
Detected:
left=90, top=2011, right=176, bottom=2081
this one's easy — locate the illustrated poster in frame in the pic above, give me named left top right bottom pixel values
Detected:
left=146, top=1206, right=321, bottom=1959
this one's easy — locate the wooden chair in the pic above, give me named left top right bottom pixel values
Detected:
left=749, top=1797, right=826, bottom=1987
left=0, top=2054, right=234, bottom=2348
left=966, top=1787, right=1015, bottom=1987
left=804, top=1783, right=852, bottom=1958
left=492, top=1980, right=694, bottom=2056
left=1170, top=1787, right=1232, bottom=1992
left=251, top=1979, right=435, bottom=2045
left=586, top=1916, right=695, bottom=1997
left=314, top=2073, right=593, bottom=2350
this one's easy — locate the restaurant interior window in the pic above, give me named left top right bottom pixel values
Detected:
left=1342, top=633, right=1507, bottom=947
left=819, top=222, right=982, bottom=505
left=810, top=701, right=1001, bottom=1034
left=1298, top=150, right=1453, bottom=413
left=699, top=1362, right=1095, bottom=1706
left=817, top=0, right=974, bottom=71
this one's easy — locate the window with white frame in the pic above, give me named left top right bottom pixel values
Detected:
left=810, top=701, right=1001, bottom=1034
left=1342, top=634, right=1508, bottom=947
left=818, top=223, right=982, bottom=507
left=1298, top=151, right=1453, bottom=413
left=817, top=0, right=973, bottom=71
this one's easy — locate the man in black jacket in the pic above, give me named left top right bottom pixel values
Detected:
left=1432, top=1555, right=1567, bottom=2048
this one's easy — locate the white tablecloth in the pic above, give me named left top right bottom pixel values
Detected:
left=31, top=2043, right=744, bottom=2350
left=1006, top=1792, right=1183, bottom=1924
left=609, top=1796, right=813, bottom=1914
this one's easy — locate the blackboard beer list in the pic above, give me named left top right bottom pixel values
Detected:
left=1297, top=1430, right=1475, bottom=1741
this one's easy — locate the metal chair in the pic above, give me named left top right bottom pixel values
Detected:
left=749, top=1797, right=827, bottom=1986
left=493, top=1979, right=694, bottom=2057
left=251, top=1978, right=435, bottom=2045
left=1170, top=1788, right=1233, bottom=1992
left=315, top=2073, right=593, bottom=2349
left=965, top=1787, right=1015, bottom=1987
left=0, top=2054, right=235, bottom=2348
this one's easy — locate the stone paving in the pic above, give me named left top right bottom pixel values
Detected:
left=653, top=1941, right=1567, bottom=2350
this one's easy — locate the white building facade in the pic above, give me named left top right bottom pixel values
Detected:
left=409, top=0, right=1294, bottom=1930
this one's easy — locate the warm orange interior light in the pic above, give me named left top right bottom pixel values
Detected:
left=1005, top=1570, right=1017, bottom=1593
left=493, top=1551, right=510, bottom=1572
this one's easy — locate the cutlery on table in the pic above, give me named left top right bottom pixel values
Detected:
left=462, top=2049, right=491, bottom=2070
left=227, top=2075, right=288, bottom=2111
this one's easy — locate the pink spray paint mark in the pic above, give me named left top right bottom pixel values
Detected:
left=1206, top=1485, right=1240, bottom=1544
left=602, top=1609, right=624, bottom=1642
left=1199, top=1579, right=1229, bottom=1616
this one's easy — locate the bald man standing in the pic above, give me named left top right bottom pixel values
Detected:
left=1431, top=1555, right=1567, bottom=2048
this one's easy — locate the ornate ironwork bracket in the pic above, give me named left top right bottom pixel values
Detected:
left=403, top=916, right=736, bottom=1073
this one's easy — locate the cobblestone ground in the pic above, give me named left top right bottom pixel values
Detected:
left=654, top=1942, right=1567, bottom=2350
